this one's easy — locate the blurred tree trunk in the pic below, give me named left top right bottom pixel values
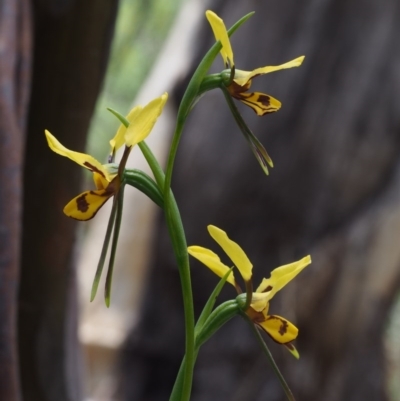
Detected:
left=0, top=0, right=118, bottom=401
left=19, top=1, right=118, bottom=400
left=0, top=2, right=32, bottom=401
left=121, top=0, right=400, bottom=400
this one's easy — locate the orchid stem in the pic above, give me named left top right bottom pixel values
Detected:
left=141, top=13, right=256, bottom=401
left=138, top=141, right=195, bottom=401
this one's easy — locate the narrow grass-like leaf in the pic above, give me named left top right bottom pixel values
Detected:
left=90, top=197, right=118, bottom=301
left=195, top=267, right=234, bottom=335
left=195, top=300, right=240, bottom=348
left=221, top=86, right=273, bottom=175
left=104, top=185, right=125, bottom=307
left=244, top=315, right=296, bottom=401
left=107, top=107, right=129, bottom=128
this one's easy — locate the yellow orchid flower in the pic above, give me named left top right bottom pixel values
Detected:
left=45, top=93, right=168, bottom=221
left=109, top=93, right=168, bottom=158
left=206, top=10, right=304, bottom=116
left=45, top=130, right=119, bottom=220
left=188, top=225, right=311, bottom=357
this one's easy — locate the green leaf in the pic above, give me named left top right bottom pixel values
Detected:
left=221, top=86, right=273, bottom=175
left=195, top=267, right=234, bottom=335
left=104, top=185, right=125, bottom=307
left=124, top=169, right=164, bottom=208
left=107, top=107, right=130, bottom=128
left=90, top=197, right=118, bottom=301
left=244, top=315, right=296, bottom=401
left=195, top=300, right=240, bottom=348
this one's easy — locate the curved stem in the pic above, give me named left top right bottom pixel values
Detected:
left=138, top=142, right=195, bottom=401
left=165, top=189, right=195, bottom=401
left=171, top=299, right=239, bottom=401
left=163, top=12, right=255, bottom=200
left=139, top=14, right=255, bottom=399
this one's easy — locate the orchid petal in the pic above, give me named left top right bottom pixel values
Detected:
left=93, top=172, right=110, bottom=190
left=125, top=93, right=168, bottom=147
left=234, top=91, right=281, bottom=116
left=109, top=105, right=142, bottom=154
left=188, top=245, right=236, bottom=286
left=207, top=225, right=253, bottom=282
left=256, top=255, right=311, bottom=300
left=206, top=10, right=234, bottom=67
left=45, top=130, right=113, bottom=182
left=258, top=314, right=298, bottom=343
left=63, top=189, right=114, bottom=221
left=233, top=56, right=305, bottom=86
left=250, top=292, right=270, bottom=312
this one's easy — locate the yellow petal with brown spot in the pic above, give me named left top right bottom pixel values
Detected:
left=109, top=105, right=142, bottom=154
left=233, top=56, right=305, bottom=86
left=63, top=189, right=113, bottom=221
left=207, top=225, right=253, bottom=282
left=235, top=92, right=281, bottom=116
left=45, top=130, right=113, bottom=182
left=188, top=246, right=235, bottom=286
left=258, top=315, right=298, bottom=343
left=125, top=93, right=168, bottom=147
left=256, top=255, right=311, bottom=300
left=205, top=10, right=234, bottom=67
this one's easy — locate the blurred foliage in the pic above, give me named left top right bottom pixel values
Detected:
left=87, top=0, right=183, bottom=161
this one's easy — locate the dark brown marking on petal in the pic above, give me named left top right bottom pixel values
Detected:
left=257, top=94, right=271, bottom=107
left=231, top=91, right=276, bottom=115
left=84, top=161, right=106, bottom=178
left=76, top=194, right=89, bottom=212
left=279, top=319, right=288, bottom=335
left=267, top=315, right=288, bottom=336
left=246, top=307, right=265, bottom=323
left=262, top=285, right=273, bottom=293
left=228, top=81, right=249, bottom=96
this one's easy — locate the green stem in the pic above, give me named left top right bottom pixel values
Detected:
left=171, top=300, right=239, bottom=401
left=164, top=190, right=195, bottom=401
left=169, top=350, right=199, bottom=401
left=161, top=18, right=255, bottom=393
left=163, top=12, right=255, bottom=201
left=245, top=316, right=295, bottom=401
left=140, top=14, right=255, bottom=400
left=138, top=142, right=195, bottom=401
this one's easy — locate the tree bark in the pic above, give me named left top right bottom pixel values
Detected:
left=121, top=0, right=400, bottom=400
left=0, top=1, right=32, bottom=401
left=17, top=1, right=118, bottom=401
